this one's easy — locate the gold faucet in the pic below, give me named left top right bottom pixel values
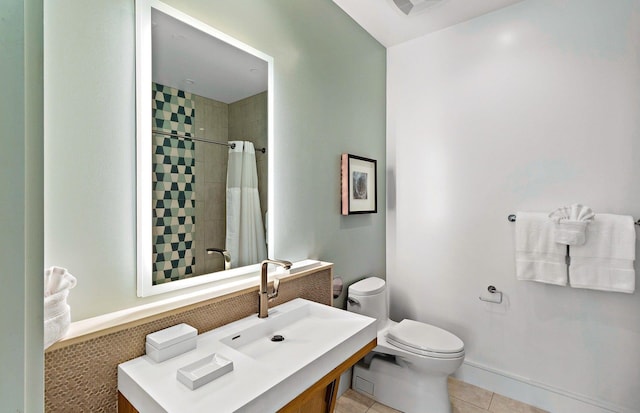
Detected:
left=259, top=259, right=292, bottom=318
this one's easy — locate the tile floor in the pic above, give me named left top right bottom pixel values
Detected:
left=335, top=377, right=549, bottom=413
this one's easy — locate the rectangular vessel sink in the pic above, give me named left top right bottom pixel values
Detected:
left=220, top=301, right=369, bottom=367
left=118, top=298, right=376, bottom=413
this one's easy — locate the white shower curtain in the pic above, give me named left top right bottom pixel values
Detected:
left=226, top=141, right=267, bottom=268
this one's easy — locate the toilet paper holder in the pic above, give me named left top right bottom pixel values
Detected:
left=479, top=285, right=503, bottom=304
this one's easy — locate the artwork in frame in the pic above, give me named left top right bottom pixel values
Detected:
left=341, top=153, right=377, bottom=215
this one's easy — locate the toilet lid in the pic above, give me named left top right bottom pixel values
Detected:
left=386, top=319, right=464, bottom=355
left=348, top=277, right=386, bottom=296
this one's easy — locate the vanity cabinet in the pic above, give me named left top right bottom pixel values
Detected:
left=277, top=339, right=375, bottom=413
left=118, top=339, right=376, bottom=413
left=118, top=393, right=140, bottom=413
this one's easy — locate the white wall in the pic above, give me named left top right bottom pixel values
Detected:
left=387, top=0, right=640, bottom=411
left=45, top=0, right=386, bottom=320
left=1, top=0, right=44, bottom=410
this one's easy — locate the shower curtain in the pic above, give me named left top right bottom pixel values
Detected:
left=226, top=141, right=267, bottom=268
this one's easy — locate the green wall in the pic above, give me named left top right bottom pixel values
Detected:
left=1, top=0, right=44, bottom=410
left=45, top=0, right=386, bottom=320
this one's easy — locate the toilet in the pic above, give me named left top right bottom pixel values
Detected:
left=347, top=277, right=464, bottom=413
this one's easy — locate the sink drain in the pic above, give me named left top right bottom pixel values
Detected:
left=271, top=334, right=285, bottom=342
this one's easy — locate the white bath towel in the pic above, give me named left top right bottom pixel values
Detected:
left=549, top=204, right=595, bottom=246
left=569, top=214, right=636, bottom=293
left=44, top=267, right=77, bottom=349
left=515, top=212, right=568, bottom=286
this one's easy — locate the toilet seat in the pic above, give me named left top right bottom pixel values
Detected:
left=385, top=319, right=464, bottom=359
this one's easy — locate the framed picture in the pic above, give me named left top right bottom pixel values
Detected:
left=341, top=153, right=377, bottom=215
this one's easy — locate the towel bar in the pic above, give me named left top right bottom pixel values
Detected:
left=508, top=214, right=640, bottom=226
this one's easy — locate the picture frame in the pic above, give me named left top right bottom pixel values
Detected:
left=341, top=153, right=377, bottom=215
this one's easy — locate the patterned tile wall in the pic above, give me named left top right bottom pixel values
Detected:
left=44, top=268, right=333, bottom=412
left=152, top=83, right=197, bottom=284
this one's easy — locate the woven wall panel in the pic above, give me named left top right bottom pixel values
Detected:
left=44, top=269, right=331, bottom=412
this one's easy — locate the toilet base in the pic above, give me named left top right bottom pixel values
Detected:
left=352, top=356, right=452, bottom=413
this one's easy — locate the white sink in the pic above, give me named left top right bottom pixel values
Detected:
left=118, top=298, right=376, bottom=413
left=221, top=301, right=367, bottom=367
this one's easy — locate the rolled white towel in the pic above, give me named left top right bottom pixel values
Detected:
left=549, top=204, right=595, bottom=246
left=45, top=266, right=77, bottom=297
left=44, top=289, right=69, bottom=319
left=44, top=267, right=77, bottom=349
left=44, top=302, right=71, bottom=349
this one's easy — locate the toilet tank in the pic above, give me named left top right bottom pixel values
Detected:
left=347, top=277, right=388, bottom=331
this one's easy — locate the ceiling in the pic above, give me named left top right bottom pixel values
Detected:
left=152, top=9, right=268, bottom=104
left=151, top=1, right=524, bottom=101
left=332, top=0, right=524, bottom=47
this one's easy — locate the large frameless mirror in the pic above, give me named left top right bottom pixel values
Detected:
left=136, top=0, right=274, bottom=296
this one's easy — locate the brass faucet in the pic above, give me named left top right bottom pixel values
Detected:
left=259, top=259, right=292, bottom=318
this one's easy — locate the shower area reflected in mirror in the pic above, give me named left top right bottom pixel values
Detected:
left=150, top=8, right=268, bottom=286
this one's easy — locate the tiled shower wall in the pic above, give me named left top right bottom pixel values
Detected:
left=151, top=83, right=268, bottom=281
left=152, top=83, right=196, bottom=284
left=198, top=91, right=269, bottom=274
left=193, top=95, right=229, bottom=274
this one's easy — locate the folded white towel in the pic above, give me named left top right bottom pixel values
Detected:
left=515, top=212, right=568, bottom=286
left=44, top=267, right=77, bottom=349
left=569, top=214, right=636, bottom=293
left=549, top=204, right=595, bottom=246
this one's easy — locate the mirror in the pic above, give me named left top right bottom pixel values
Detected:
left=136, top=0, right=274, bottom=297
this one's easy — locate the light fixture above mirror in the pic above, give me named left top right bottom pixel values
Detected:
left=136, top=0, right=274, bottom=297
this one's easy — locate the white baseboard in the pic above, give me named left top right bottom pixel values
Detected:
left=454, top=360, right=630, bottom=413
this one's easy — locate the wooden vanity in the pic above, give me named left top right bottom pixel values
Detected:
left=277, top=339, right=376, bottom=413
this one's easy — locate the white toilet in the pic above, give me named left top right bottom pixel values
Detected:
left=347, top=277, right=464, bottom=413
